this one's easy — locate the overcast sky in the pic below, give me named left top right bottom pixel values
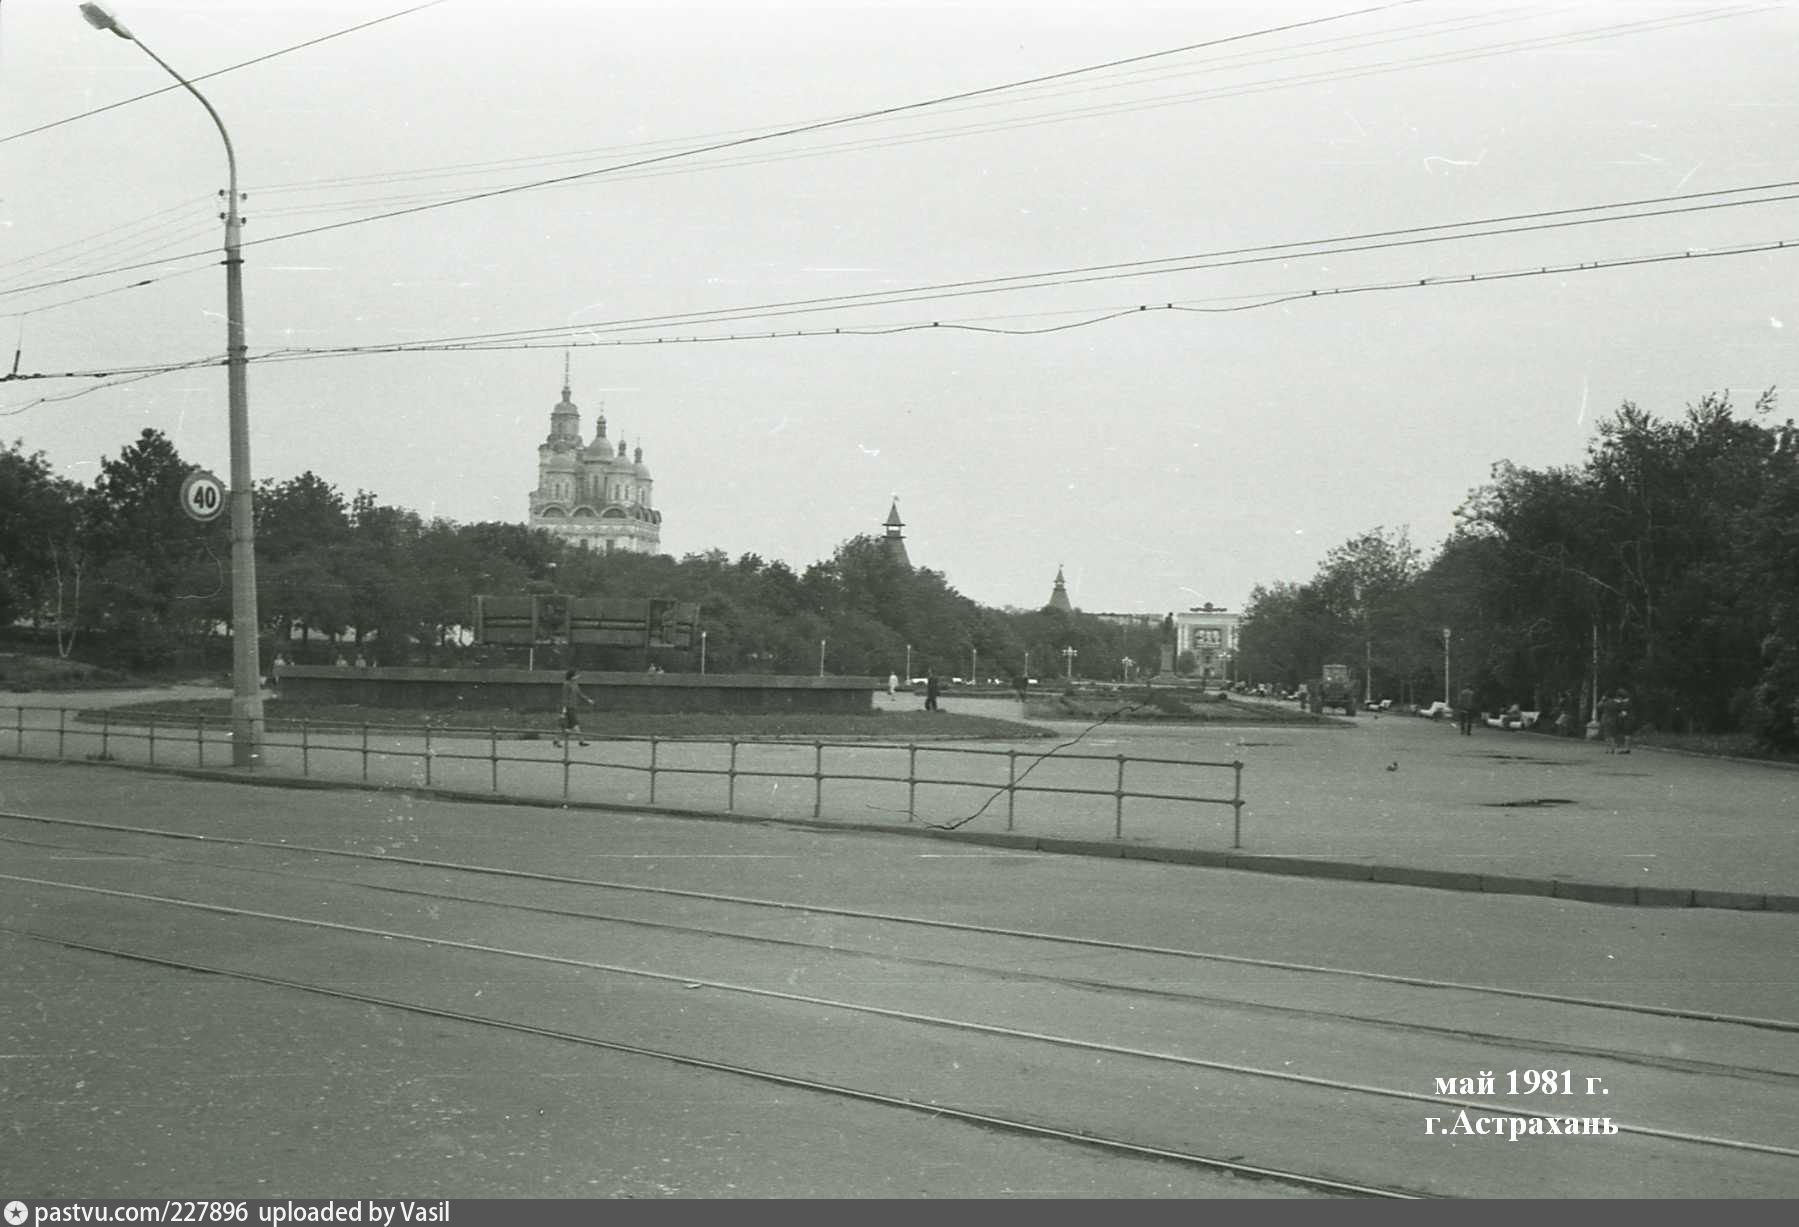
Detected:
left=4, top=0, right=1796, bottom=615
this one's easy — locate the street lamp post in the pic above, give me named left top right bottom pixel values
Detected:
left=1062, top=645, right=1078, bottom=680
left=700, top=630, right=708, bottom=675
left=1441, top=627, right=1452, bottom=706
left=83, top=2, right=263, bottom=765
left=819, top=639, right=826, bottom=677
left=905, top=643, right=912, bottom=681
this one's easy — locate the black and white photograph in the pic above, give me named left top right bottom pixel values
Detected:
left=2, top=0, right=1797, bottom=1203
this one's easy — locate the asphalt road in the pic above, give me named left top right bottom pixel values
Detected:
left=2, top=760, right=1795, bottom=1198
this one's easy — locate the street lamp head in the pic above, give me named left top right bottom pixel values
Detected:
left=79, top=2, right=133, bottom=38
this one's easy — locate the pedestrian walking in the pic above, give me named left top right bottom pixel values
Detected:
left=887, top=672, right=898, bottom=696
left=555, top=668, right=595, bottom=747
left=1599, top=688, right=1633, bottom=754
left=924, top=672, right=941, bottom=712
left=1457, top=686, right=1476, bottom=736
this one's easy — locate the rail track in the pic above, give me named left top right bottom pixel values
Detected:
left=5, top=808, right=1798, bottom=1197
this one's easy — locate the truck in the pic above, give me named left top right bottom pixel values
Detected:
left=1316, top=662, right=1358, bottom=716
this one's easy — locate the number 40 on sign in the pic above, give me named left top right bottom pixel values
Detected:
left=179, top=469, right=227, bottom=523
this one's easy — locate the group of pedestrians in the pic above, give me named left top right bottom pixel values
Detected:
left=1455, top=684, right=1635, bottom=752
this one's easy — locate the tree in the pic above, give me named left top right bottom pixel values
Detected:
left=0, top=441, right=93, bottom=653
left=86, top=430, right=227, bottom=664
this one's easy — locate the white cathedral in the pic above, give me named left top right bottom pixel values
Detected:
left=527, top=365, right=662, bottom=554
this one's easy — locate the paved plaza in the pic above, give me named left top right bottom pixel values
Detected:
left=4, top=686, right=1796, bottom=906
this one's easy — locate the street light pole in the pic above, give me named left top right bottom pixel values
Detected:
left=819, top=639, right=826, bottom=677
left=82, top=2, right=262, bottom=766
left=700, top=630, right=708, bottom=676
left=1441, top=627, right=1452, bottom=706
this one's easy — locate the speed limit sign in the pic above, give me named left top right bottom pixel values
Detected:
left=179, top=469, right=227, bottom=523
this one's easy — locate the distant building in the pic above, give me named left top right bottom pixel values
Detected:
left=1173, top=603, right=1241, bottom=684
left=1046, top=564, right=1073, bottom=613
left=882, top=498, right=911, bottom=568
left=527, top=363, right=662, bottom=553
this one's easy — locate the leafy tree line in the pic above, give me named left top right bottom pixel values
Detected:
left=2, top=428, right=1166, bottom=683
left=1235, top=391, right=1799, bottom=748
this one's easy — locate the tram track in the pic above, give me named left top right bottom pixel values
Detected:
left=6, top=808, right=1799, bottom=1196
left=0, top=824, right=1792, bottom=1091
left=2, top=807, right=1795, bottom=1035
left=7, top=863, right=1799, bottom=1168
left=0, top=922, right=1417, bottom=1199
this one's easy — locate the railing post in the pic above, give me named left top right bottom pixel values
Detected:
left=101, top=710, right=110, bottom=758
left=424, top=723, right=433, bottom=788
left=148, top=713, right=157, bottom=765
left=58, top=708, right=67, bottom=759
left=907, top=744, right=917, bottom=822
left=14, top=705, right=22, bottom=754
left=197, top=715, right=205, bottom=768
left=649, top=736, right=659, bottom=804
left=1232, top=760, right=1245, bottom=850
left=562, top=732, right=571, bottom=801
left=1114, top=753, right=1126, bottom=840
left=1007, top=749, right=1017, bottom=831
left=813, top=740, right=824, bottom=819
left=361, top=722, right=370, bottom=783
left=302, top=719, right=310, bottom=777
left=490, top=726, right=499, bottom=792
left=727, top=739, right=738, bottom=813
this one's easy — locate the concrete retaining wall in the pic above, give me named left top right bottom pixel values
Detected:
left=274, top=666, right=879, bottom=713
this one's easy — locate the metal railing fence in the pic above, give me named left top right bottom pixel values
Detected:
left=3, top=705, right=1249, bottom=848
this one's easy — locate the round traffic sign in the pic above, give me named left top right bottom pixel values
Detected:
left=179, top=469, right=227, bottom=523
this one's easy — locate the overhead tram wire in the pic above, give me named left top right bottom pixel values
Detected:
left=0, top=0, right=1425, bottom=302
left=0, top=0, right=454, bottom=147
left=242, top=237, right=1798, bottom=362
left=231, top=4, right=1765, bottom=230
left=218, top=1, right=1433, bottom=249
left=240, top=2, right=1540, bottom=201
left=5, top=1, right=1768, bottom=300
left=12, top=236, right=1792, bottom=401
left=247, top=182, right=1799, bottom=353
left=0, top=195, right=214, bottom=278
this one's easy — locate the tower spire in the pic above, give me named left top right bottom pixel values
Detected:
left=562, top=351, right=571, bottom=401
left=882, top=497, right=910, bottom=569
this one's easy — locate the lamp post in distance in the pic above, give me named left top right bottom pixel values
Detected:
left=81, top=1, right=264, bottom=766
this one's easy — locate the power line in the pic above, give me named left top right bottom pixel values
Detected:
left=241, top=3, right=1540, bottom=199
left=246, top=237, right=1795, bottom=355
left=252, top=181, right=1799, bottom=352
left=0, top=0, right=1425, bottom=302
left=225, top=1, right=1433, bottom=249
left=10, top=235, right=1792, bottom=402
left=0, top=0, right=454, bottom=147
left=6, top=2, right=1766, bottom=302
left=232, top=3, right=1768, bottom=234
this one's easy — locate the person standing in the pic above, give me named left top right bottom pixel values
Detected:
left=555, top=668, right=594, bottom=748
left=1457, top=685, right=1476, bottom=736
left=888, top=672, right=898, bottom=696
left=924, top=672, right=941, bottom=712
